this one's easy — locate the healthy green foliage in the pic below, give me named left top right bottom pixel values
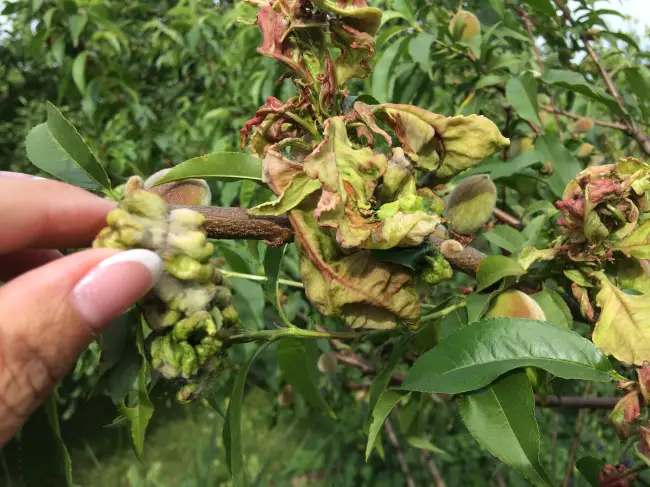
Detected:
left=402, top=318, right=613, bottom=394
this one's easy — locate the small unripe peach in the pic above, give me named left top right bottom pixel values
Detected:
left=486, top=290, right=546, bottom=320
left=449, top=10, right=481, bottom=42
left=445, top=175, right=497, bottom=236
left=573, top=118, right=594, bottom=133
left=317, top=352, right=338, bottom=373
left=577, top=143, right=595, bottom=158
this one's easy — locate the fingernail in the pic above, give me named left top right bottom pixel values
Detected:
left=0, top=171, right=47, bottom=180
left=72, top=249, right=163, bottom=331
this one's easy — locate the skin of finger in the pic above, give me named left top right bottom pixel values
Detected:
left=0, top=179, right=116, bottom=254
left=0, top=248, right=118, bottom=444
left=0, top=249, right=63, bottom=281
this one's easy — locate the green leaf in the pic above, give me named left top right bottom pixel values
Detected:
left=475, top=74, right=506, bottom=89
left=406, top=436, right=451, bottom=460
left=248, top=174, right=321, bottom=216
left=576, top=456, right=605, bottom=487
left=488, top=0, right=505, bottom=18
left=229, top=278, right=265, bottom=331
left=531, top=287, right=572, bottom=328
left=371, top=36, right=410, bottom=103
left=535, top=135, right=580, bottom=198
left=625, top=67, right=650, bottom=122
left=506, top=73, right=542, bottom=126
left=402, top=317, right=612, bottom=394
left=72, top=51, right=89, bottom=94
left=68, top=14, right=88, bottom=47
left=615, top=220, right=650, bottom=259
left=460, top=371, right=553, bottom=487
left=276, top=338, right=334, bottom=417
left=119, top=331, right=153, bottom=458
left=466, top=288, right=502, bottom=324
left=408, top=33, right=436, bottom=76
left=365, top=390, right=409, bottom=461
left=368, top=336, right=411, bottom=412
left=540, top=69, right=623, bottom=116
left=26, top=102, right=111, bottom=191
left=224, top=343, right=272, bottom=487
left=476, top=255, right=525, bottom=292
left=520, top=0, right=556, bottom=16
left=264, top=245, right=285, bottom=314
left=151, top=152, right=262, bottom=186
left=484, top=225, right=526, bottom=254
left=370, top=243, right=433, bottom=271
left=462, top=151, right=544, bottom=181
left=44, top=394, right=74, bottom=487
left=238, top=180, right=257, bottom=208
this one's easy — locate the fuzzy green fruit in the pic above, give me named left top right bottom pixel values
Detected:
left=445, top=175, right=497, bottom=236
left=449, top=10, right=480, bottom=42
left=486, top=290, right=546, bottom=320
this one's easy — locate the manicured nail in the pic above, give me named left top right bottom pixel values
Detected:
left=72, top=249, right=163, bottom=330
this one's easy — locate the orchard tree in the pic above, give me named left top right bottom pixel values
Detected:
left=5, top=0, right=650, bottom=486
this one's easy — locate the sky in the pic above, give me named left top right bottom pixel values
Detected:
left=571, top=0, right=649, bottom=41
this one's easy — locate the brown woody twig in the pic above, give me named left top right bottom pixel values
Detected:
left=518, top=7, right=564, bottom=141
left=181, top=205, right=488, bottom=276
left=493, top=208, right=523, bottom=229
left=422, top=450, right=447, bottom=487
left=384, top=418, right=416, bottom=487
left=561, top=382, right=592, bottom=487
left=540, top=104, right=628, bottom=131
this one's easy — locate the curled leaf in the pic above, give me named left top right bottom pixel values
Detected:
left=311, top=0, right=382, bottom=34
left=374, top=104, right=510, bottom=177
left=593, top=273, right=650, bottom=365
left=291, top=207, right=420, bottom=329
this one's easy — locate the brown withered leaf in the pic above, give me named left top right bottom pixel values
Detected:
left=375, top=104, right=510, bottom=178
left=290, top=201, right=421, bottom=330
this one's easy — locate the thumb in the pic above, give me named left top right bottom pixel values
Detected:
left=0, top=248, right=162, bottom=444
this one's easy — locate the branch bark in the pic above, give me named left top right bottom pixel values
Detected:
left=384, top=418, right=416, bottom=487
left=539, top=104, right=628, bottom=131
left=178, top=205, right=488, bottom=276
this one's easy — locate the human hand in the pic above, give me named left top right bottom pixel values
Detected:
left=0, top=173, right=163, bottom=445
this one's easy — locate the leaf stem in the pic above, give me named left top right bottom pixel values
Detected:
left=224, top=327, right=364, bottom=344
left=420, top=300, right=466, bottom=322
left=221, top=269, right=304, bottom=289
left=284, top=112, right=322, bottom=141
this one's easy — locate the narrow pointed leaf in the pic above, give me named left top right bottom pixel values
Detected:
left=402, top=318, right=612, bottom=394
left=44, top=394, right=74, bottom=487
left=476, top=255, right=525, bottom=291
left=460, top=371, right=553, bottom=487
left=151, top=152, right=263, bottom=186
left=276, top=338, right=334, bottom=417
left=506, top=73, right=542, bottom=126
left=224, top=343, right=271, bottom=486
left=26, top=102, right=111, bottom=191
left=365, top=390, right=409, bottom=461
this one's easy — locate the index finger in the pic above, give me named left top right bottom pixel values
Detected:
left=0, top=178, right=116, bottom=254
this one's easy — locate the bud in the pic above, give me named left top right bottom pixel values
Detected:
left=598, top=464, right=637, bottom=487
left=577, top=143, right=595, bottom=158
left=637, top=361, right=650, bottom=402
left=445, top=175, right=497, bottom=236
left=440, top=239, right=463, bottom=259
left=608, top=391, right=641, bottom=440
left=539, top=161, right=554, bottom=176
left=573, top=118, right=594, bottom=133
left=449, top=10, right=481, bottom=42
left=278, top=384, right=294, bottom=407
left=317, top=352, right=338, bottom=373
